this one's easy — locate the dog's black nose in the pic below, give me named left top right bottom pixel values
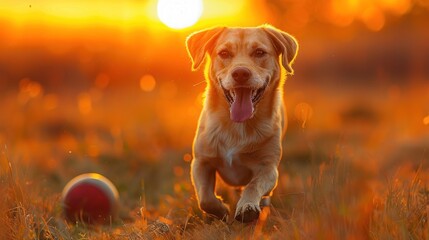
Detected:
left=232, top=67, right=251, bottom=83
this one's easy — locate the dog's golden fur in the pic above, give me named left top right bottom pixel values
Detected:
left=186, top=25, right=298, bottom=222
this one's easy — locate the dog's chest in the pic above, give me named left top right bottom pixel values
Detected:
left=224, top=147, right=237, bottom=166
left=218, top=162, right=252, bottom=187
left=216, top=134, right=249, bottom=166
left=209, top=123, right=262, bottom=165
left=215, top=145, right=253, bottom=186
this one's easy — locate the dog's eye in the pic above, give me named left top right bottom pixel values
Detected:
left=218, top=50, right=232, bottom=59
left=253, top=49, right=267, bottom=58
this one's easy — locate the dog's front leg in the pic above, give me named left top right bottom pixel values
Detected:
left=191, top=159, right=229, bottom=220
left=234, top=165, right=278, bottom=222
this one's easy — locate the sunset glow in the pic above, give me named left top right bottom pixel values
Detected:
left=0, top=0, right=422, bottom=32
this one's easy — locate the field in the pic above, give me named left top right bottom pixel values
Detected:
left=1, top=1, right=429, bottom=239
left=1, top=79, right=429, bottom=239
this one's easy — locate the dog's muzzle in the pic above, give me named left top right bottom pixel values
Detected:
left=220, top=78, right=268, bottom=122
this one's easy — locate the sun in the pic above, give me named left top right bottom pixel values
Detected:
left=157, top=0, right=203, bottom=30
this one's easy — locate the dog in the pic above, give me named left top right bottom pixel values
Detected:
left=186, top=25, right=298, bottom=222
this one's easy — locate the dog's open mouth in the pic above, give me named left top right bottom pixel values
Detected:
left=221, top=80, right=268, bottom=122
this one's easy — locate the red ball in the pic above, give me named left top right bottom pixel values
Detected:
left=62, top=173, right=119, bottom=224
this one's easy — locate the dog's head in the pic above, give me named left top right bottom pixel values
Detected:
left=186, top=25, right=298, bottom=122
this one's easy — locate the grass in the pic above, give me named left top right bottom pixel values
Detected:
left=370, top=170, right=429, bottom=239
left=1, top=141, right=428, bottom=239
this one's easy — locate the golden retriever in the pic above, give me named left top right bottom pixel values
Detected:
left=186, top=25, right=298, bottom=222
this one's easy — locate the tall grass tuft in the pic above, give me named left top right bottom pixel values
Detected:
left=1, top=147, right=70, bottom=240
left=370, top=168, right=429, bottom=239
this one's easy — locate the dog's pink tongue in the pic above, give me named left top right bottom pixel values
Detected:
left=230, top=88, right=253, bottom=122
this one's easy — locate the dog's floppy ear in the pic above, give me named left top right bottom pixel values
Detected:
left=186, top=27, right=225, bottom=71
left=263, top=25, right=298, bottom=75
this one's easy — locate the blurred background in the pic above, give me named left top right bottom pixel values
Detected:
left=1, top=0, right=429, bottom=214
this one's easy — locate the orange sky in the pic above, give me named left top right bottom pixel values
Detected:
left=0, top=0, right=422, bottom=33
left=0, top=0, right=262, bottom=31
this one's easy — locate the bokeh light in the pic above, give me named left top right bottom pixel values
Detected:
left=327, top=0, right=414, bottom=31
left=295, top=102, right=314, bottom=129
left=424, top=116, right=429, bottom=125
left=140, top=74, right=157, bottom=92
left=19, top=78, right=42, bottom=98
left=78, top=93, right=92, bottom=115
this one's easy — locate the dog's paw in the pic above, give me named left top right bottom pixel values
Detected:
left=234, top=201, right=261, bottom=223
left=200, top=199, right=229, bottom=221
